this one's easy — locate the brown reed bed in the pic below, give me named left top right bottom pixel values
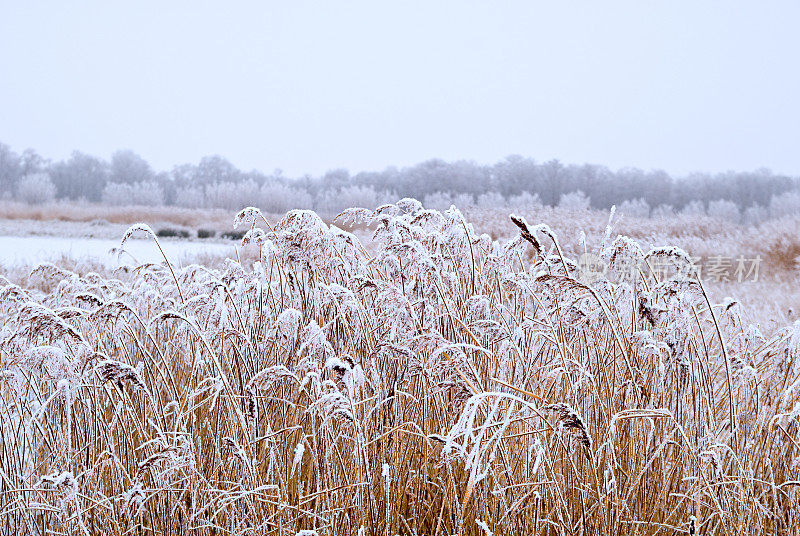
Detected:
left=0, top=199, right=798, bottom=535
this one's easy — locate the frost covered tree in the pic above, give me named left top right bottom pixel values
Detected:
left=15, top=173, right=56, bottom=204
left=4, top=138, right=800, bottom=212
left=422, top=192, right=454, bottom=211
left=452, top=193, right=475, bottom=208
left=507, top=191, right=542, bottom=209
left=743, top=204, right=768, bottom=226
left=315, top=185, right=384, bottom=214
left=20, top=148, right=47, bottom=176
left=477, top=191, right=506, bottom=209
left=259, top=182, right=314, bottom=213
left=680, top=200, right=706, bottom=217
left=110, top=150, right=155, bottom=184
left=49, top=152, right=109, bottom=201
left=541, top=160, right=567, bottom=206
left=651, top=204, right=676, bottom=218
left=618, top=198, right=650, bottom=218
left=204, top=179, right=261, bottom=210
left=769, top=191, right=800, bottom=219
left=0, top=143, right=22, bottom=196
left=174, top=185, right=205, bottom=208
left=707, top=199, right=740, bottom=222
left=558, top=190, right=590, bottom=210
left=102, top=181, right=165, bottom=206
left=194, top=156, right=242, bottom=186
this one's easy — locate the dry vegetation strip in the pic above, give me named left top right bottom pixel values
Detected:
left=1, top=200, right=799, bottom=535
left=0, top=200, right=235, bottom=230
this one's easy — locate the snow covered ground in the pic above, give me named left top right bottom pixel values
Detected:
left=0, top=234, right=235, bottom=268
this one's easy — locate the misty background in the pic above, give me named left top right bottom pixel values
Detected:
left=1, top=142, right=799, bottom=223
left=1, top=2, right=800, bottom=222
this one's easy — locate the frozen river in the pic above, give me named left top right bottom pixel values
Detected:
left=0, top=235, right=236, bottom=268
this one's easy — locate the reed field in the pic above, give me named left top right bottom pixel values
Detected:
left=2, top=199, right=800, bottom=535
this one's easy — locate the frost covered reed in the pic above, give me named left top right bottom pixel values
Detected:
left=1, top=200, right=799, bottom=535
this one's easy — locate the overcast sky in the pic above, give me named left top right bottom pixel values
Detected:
left=1, top=1, right=799, bottom=177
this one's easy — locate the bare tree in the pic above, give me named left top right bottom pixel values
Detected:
left=110, top=150, right=154, bottom=184
left=49, top=152, right=109, bottom=201
left=0, top=143, right=22, bottom=197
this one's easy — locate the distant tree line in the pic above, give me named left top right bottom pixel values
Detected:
left=1, top=142, right=798, bottom=223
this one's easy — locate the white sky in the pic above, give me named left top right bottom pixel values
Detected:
left=1, top=1, right=799, bottom=177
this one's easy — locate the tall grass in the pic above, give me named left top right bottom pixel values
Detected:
left=1, top=199, right=798, bottom=535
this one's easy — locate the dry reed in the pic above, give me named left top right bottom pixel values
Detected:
left=0, top=200, right=798, bottom=535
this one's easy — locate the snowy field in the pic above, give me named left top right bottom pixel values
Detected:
left=0, top=234, right=235, bottom=267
